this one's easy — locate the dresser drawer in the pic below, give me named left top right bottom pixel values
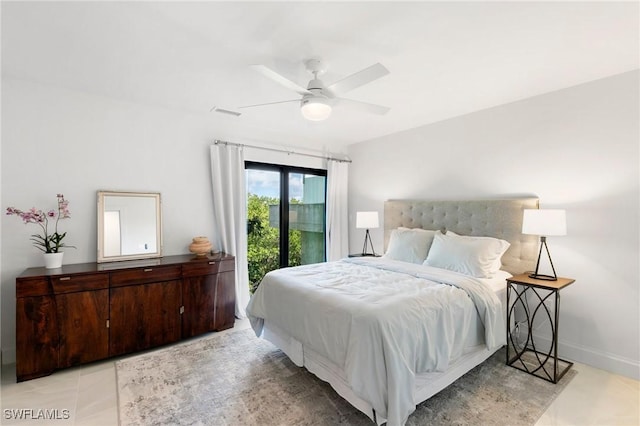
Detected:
left=110, top=265, right=181, bottom=287
left=16, top=277, right=52, bottom=298
left=182, top=259, right=234, bottom=277
left=51, top=274, right=109, bottom=294
left=182, top=260, right=220, bottom=278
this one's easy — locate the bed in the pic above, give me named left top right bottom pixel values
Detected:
left=246, top=198, right=539, bottom=426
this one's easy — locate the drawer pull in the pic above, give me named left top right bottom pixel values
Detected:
left=60, top=277, right=71, bottom=281
left=208, top=261, right=216, bottom=265
left=143, top=268, right=153, bottom=272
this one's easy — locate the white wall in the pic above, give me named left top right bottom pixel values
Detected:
left=347, top=71, right=639, bottom=379
left=0, top=78, right=336, bottom=363
left=3, top=71, right=637, bottom=380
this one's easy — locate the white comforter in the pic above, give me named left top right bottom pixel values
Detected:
left=246, top=257, right=506, bottom=426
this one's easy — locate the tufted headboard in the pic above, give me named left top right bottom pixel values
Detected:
left=384, top=198, right=539, bottom=275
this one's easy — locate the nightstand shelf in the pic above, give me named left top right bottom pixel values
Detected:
left=347, top=253, right=381, bottom=258
left=506, top=273, right=575, bottom=383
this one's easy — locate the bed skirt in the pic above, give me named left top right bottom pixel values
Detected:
left=262, top=320, right=499, bottom=425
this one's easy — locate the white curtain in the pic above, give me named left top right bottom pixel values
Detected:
left=210, top=144, right=250, bottom=318
left=326, top=160, right=350, bottom=261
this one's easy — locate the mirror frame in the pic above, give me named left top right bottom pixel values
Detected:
left=97, top=191, right=163, bottom=263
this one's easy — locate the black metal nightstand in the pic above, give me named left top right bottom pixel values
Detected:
left=506, top=273, right=576, bottom=383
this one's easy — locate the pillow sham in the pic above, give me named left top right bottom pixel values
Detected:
left=383, top=227, right=437, bottom=264
left=423, top=231, right=510, bottom=278
left=446, top=231, right=509, bottom=274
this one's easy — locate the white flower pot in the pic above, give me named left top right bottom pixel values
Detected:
left=44, top=252, right=64, bottom=269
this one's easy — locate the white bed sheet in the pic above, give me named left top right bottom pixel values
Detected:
left=247, top=258, right=507, bottom=426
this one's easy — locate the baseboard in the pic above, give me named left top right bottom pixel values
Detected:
left=533, top=333, right=639, bottom=380
left=2, top=346, right=16, bottom=365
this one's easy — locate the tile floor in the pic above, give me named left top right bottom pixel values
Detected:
left=1, top=319, right=638, bottom=426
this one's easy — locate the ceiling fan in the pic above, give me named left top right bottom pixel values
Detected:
left=239, top=58, right=390, bottom=121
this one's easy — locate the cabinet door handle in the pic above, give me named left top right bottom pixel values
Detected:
left=60, top=277, right=71, bottom=281
left=106, top=320, right=110, bottom=328
left=143, top=268, right=153, bottom=272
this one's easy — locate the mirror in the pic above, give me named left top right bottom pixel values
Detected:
left=97, top=191, right=162, bottom=263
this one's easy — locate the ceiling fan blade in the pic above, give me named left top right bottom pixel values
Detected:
left=238, top=99, right=300, bottom=109
left=250, top=65, right=311, bottom=95
left=328, top=63, right=390, bottom=95
left=335, top=98, right=390, bottom=115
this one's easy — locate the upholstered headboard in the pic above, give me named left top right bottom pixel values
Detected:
left=384, top=198, right=539, bottom=275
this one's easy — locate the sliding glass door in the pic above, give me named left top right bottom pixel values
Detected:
left=246, top=162, right=326, bottom=292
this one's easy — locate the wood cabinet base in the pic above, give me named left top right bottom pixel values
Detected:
left=16, top=253, right=235, bottom=382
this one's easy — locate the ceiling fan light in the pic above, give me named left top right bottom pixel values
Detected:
left=301, top=97, right=332, bottom=121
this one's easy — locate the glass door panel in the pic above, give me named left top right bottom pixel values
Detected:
left=246, top=168, right=281, bottom=293
left=288, top=173, right=326, bottom=266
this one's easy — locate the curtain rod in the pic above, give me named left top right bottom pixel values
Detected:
left=213, top=139, right=352, bottom=163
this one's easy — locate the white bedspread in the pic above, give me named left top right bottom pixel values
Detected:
left=246, top=257, right=506, bottom=426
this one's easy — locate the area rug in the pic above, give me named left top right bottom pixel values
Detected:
left=116, top=328, right=576, bottom=425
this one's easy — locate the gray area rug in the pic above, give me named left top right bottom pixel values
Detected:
left=116, top=328, right=576, bottom=425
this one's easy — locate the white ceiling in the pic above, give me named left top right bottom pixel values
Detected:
left=2, top=1, right=638, bottom=152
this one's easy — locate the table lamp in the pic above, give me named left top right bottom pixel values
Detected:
left=522, top=209, right=567, bottom=281
left=356, top=211, right=379, bottom=256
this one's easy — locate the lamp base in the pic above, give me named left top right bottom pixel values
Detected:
left=361, top=229, right=376, bottom=256
left=530, top=236, right=558, bottom=281
left=528, top=273, right=558, bottom=281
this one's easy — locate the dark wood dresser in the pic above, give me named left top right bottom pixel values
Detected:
left=15, top=253, right=235, bottom=382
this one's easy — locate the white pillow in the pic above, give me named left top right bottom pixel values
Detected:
left=423, top=231, right=510, bottom=278
left=383, top=228, right=437, bottom=264
left=446, top=231, right=508, bottom=274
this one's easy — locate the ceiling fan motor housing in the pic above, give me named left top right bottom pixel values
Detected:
left=307, top=78, right=327, bottom=93
left=301, top=77, right=333, bottom=120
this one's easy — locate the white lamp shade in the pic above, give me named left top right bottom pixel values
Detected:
left=356, top=211, right=379, bottom=229
left=301, top=97, right=332, bottom=121
left=522, top=209, right=567, bottom=236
